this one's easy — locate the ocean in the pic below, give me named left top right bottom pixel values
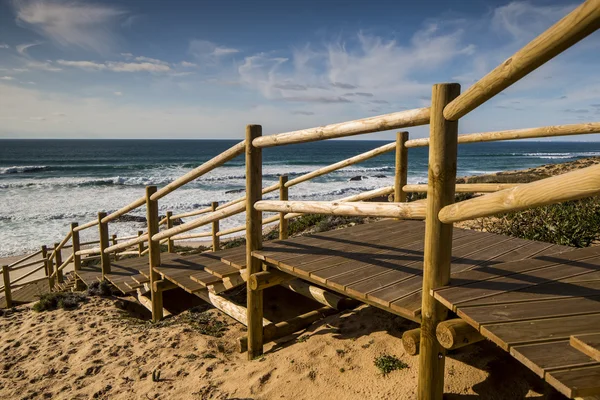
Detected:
left=2, top=139, right=600, bottom=257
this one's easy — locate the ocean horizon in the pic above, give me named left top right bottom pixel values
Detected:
left=3, top=139, right=600, bottom=257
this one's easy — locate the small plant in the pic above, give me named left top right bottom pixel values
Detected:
left=32, top=292, right=88, bottom=312
left=87, top=280, right=117, bottom=297
left=308, top=370, right=317, bottom=381
left=152, top=369, right=161, bottom=382
left=374, top=354, right=408, bottom=375
left=339, top=367, right=345, bottom=373
left=336, top=349, right=346, bottom=357
left=296, top=335, right=308, bottom=343
left=202, top=353, right=216, bottom=359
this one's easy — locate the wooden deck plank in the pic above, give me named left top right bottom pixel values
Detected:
left=511, top=341, right=600, bottom=378
left=481, top=313, right=600, bottom=351
left=570, top=334, right=600, bottom=362
left=546, top=365, right=600, bottom=398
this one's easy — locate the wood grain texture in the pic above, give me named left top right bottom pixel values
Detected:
left=146, top=186, right=163, bottom=322
left=571, top=334, right=600, bottom=362
left=443, top=0, right=600, bottom=120
left=279, top=175, right=289, bottom=240
left=395, top=131, right=409, bottom=203
left=256, top=200, right=426, bottom=219
left=253, top=107, right=431, bottom=148
left=404, top=183, right=518, bottom=193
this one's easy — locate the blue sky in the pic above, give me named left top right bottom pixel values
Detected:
left=0, top=0, right=598, bottom=140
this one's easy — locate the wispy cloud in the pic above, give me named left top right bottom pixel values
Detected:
left=16, top=42, right=41, bottom=55
left=0, top=43, right=9, bottom=49
left=13, top=0, right=128, bottom=53
left=56, top=60, right=171, bottom=73
left=189, top=40, right=240, bottom=65
left=180, top=61, right=197, bottom=68
left=1, top=76, right=15, bottom=81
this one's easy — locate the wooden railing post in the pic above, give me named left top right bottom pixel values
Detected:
left=418, top=83, right=460, bottom=400
left=2, top=265, right=12, bottom=308
left=394, top=131, right=409, bottom=203
left=41, top=245, right=48, bottom=276
left=98, top=212, right=111, bottom=279
left=111, top=234, right=119, bottom=261
left=146, top=186, right=163, bottom=322
left=46, top=253, right=54, bottom=290
left=54, top=242, right=64, bottom=283
left=246, top=124, right=264, bottom=359
left=279, top=175, right=289, bottom=240
left=137, top=230, right=144, bottom=256
left=166, top=211, right=174, bottom=253
left=211, top=203, right=220, bottom=252
left=71, top=222, right=84, bottom=290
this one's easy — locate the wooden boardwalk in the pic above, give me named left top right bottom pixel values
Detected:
left=433, top=245, right=600, bottom=398
left=252, top=219, right=569, bottom=322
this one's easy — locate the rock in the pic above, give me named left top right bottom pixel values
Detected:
left=114, top=215, right=146, bottom=223
left=349, top=176, right=367, bottom=181
left=372, top=174, right=387, bottom=178
left=225, top=188, right=245, bottom=194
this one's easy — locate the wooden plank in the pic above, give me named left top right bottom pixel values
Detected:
left=571, top=334, right=600, bottom=362
left=481, top=313, right=600, bottom=351
left=546, top=365, right=600, bottom=398
left=511, top=341, right=600, bottom=378
left=458, top=296, right=600, bottom=329
left=189, top=270, right=223, bottom=287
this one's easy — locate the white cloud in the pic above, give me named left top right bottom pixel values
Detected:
left=14, top=0, right=127, bottom=53
left=180, top=61, right=197, bottom=68
left=25, top=61, right=62, bottom=72
left=16, top=42, right=41, bottom=55
left=56, top=60, right=171, bottom=73
left=1, top=76, right=15, bottom=81
left=189, top=40, right=239, bottom=65
left=135, top=56, right=169, bottom=65
left=0, top=43, right=9, bottom=49
left=113, top=91, right=123, bottom=96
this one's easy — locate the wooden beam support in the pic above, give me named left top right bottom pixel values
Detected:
left=211, top=202, right=220, bottom=252
left=152, top=279, right=178, bottom=293
left=137, top=230, right=144, bottom=256
left=436, top=319, right=484, bottom=351
left=279, top=175, right=289, bottom=239
left=146, top=186, right=163, bottom=322
left=246, top=124, right=264, bottom=360
left=281, top=279, right=358, bottom=311
left=238, top=306, right=339, bottom=353
left=71, top=222, right=84, bottom=290
left=98, top=212, right=111, bottom=278
left=403, top=328, right=421, bottom=356
left=111, top=234, right=119, bottom=261
left=395, top=131, right=409, bottom=203
left=166, top=211, right=174, bottom=253
left=2, top=265, right=12, bottom=308
left=53, top=242, right=64, bottom=283
left=418, top=82, right=460, bottom=400
left=249, top=270, right=294, bottom=291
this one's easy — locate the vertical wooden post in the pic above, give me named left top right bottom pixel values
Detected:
left=146, top=186, right=164, bottom=322
left=2, top=265, right=12, bottom=308
left=246, top=124, right=264, bottom=359
left=71, top=222, right=84, bottom=290
left=394, top=131, right=409, bottom=203
left=211, top=203, right=220, bottom=252
left=279, top=175, right=289, bottom=240
left=98, top=212, right=111, bottom=279
left=41, top=245, right=48, bottom=275
left=137, top=230, right=144, bottom=257
left=54, top=242, right=64, bottom=283
left=46, top=254, right=55, bottom=290
left=418, top=83, right=460, bottom=400
left=166, top=211, right=174, bottom=253
left=111, top=234, right=119, bottom=261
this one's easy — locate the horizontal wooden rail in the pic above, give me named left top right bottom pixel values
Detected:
left=403, top=183, right=518, bottom=193
left=73, top=219, right=99, bottom=232
left=153, top=201, right=247, bottom=241
left=215, top=182, right=280, bottom=211
left=285, top=142, right=395, bottom=188
left=170, top=205, right=213, bottom=220
left=104, top=234, right=148, bottom=254
left=116, top=251, right=139, bottom=256
left=439, top=163, right=600, bottom=223
left=113, top=233, right=140, bottom=241
left=284, top=185, right=395, bottom=220
left=216, top=215, right=279, bottom=237
left=150, top=140, right=245, bottom=201
left=76, top=247, right=102, bottom=256
left=7, top=250, right=42, bottom=268
left=47, top=231, right=72, bottom=260
left=50, top=253, right=74, bottom=278
left=10, top=262, right=46, bottom=286
left=443, top=0, right=600, bottom=121
left=253, top=107, right=430, bottom=148
left=255, top=200, right=426, bottom=219
left=171, top=231, right=212, bottom=240
left=8, top=259, right=45, bottom=271
left=405, top=122, right=600, bottom=148
left=11, top=275, right=49, bottom=289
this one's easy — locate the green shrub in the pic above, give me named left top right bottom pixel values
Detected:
left=87, top=280, right=118, bottom=296
left=482, top=197, right=600, bottom=248
left=33, top=292, right=88, bottom=312
left=374, top=354, right=408, bottom=375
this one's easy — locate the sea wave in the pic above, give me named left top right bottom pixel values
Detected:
left=0, top=165, right=48, bottom=174
left=515, top=152, right=600, bottom=159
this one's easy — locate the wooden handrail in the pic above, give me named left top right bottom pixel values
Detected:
left=443, top=0, right=600, bottom=121
left=47, top=230, right=73, bottom=260
left=405, top=122, right=600, bottom=148
left=216, top=215, right=280, bottom=237
left=439, top=163, right=600, bottom=224
left=170, top=205, right=213, bottom=220
left=8, top=259, right=45, bottom=272
left=284, top=185, right=395, bottom=220
left=73, top=219, right=99, bottom=232
left=171, top=231, right=212, bottom=240
left=255, top=200, right=427, bottom=219
left=403, top=183, right=518, bottom=193
left=10, top=275, right=50, bottom=289
left=50, top=253, right=74, bottom=278
left=9, top=262, right=47, bottom=286
left=104, top=234, right=148, bottom=254
left=253, top=107, right=430, bottom=148
left=7, top=249, right=42, bottom=268
left=150, top=140, right=245, bottom=201
left=285, top=142, right=395, bottom=188
left=76, top=247, right=102, bottom=256
left=153, top=201, right=247, bottom=241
